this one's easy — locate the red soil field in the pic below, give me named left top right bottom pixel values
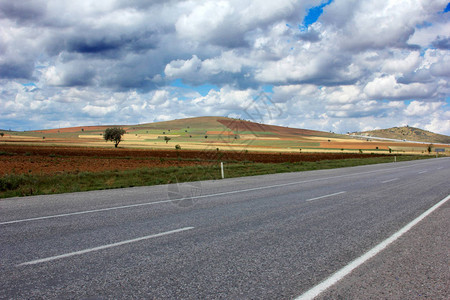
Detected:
left=322, top=142, right=390, bottom=150
left=0, top=145, right=387, bottom=175
left=218, top=119, right=328, bottom=136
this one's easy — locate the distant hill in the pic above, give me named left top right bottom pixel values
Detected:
left=352, top=126, right=450, bottom=144
left=129, top=116, right=338, bottom=138
left=7, top=117, right=449, bottom=154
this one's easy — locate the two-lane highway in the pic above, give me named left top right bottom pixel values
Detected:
left=1, top=157, right=449, bottom=299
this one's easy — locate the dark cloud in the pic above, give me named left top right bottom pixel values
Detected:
left=61, top=67, right=95, bottom=87
left=431, top=35, right=450, bottom=49
left=0, top=0, right=45, bottom=24
left=397, top=69, right=434, bottom=84
left=0, top=61, right=34, bottom=79
left=67, top=36, right=125, bottom=54
left=297, top=29, right=321, bottom=42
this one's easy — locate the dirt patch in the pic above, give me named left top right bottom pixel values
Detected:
left=206, top=131, right=235, bottom=135
left=322, top=142, right=390, bottom=150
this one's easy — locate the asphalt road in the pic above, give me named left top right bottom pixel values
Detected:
left=1, top=157, right=449, bottom=299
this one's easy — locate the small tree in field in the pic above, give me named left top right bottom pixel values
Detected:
left=104, top=127, right=126, bottom=148
left=0, top=132, right=4, bottom=137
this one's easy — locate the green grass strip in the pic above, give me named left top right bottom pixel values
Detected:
left=0, top=155, right=430, bottom=199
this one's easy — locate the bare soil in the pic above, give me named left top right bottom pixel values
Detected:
left=0, top=144, right=387, bottom=175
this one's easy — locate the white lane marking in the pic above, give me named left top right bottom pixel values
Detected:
left=296, top=194, right=450, bottom=300
left=17, top=227, right=194, bottom=266
left=381, top=178, right=399, bottom=184
left=1, top=199, right=180, bottom=225
left=306, top=191, right=346, bottom=202
left=436, top=167, right=443, bottom=170
left=418, top=170, right=428, bottom=174
left=2, top=159, right=446, bottom=226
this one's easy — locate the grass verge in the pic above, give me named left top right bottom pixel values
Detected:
left=0, top=155, right=430, bottom=199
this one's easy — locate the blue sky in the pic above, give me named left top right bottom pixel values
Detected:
left=303, top=0, right=333, bottom=27
left=1, top=0, right=449, bottom=134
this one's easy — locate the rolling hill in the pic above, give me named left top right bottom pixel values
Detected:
left=129, top=116, right=337, bottom=138
left=2, top=117, right=449, bottom=154
left=352, top=126, right=450, bottom=144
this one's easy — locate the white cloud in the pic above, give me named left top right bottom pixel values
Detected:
left=381, top=51, right=421, bottom=74
left=424, top=113, right=450, bottom=134
left=164, top=55, right=202, bottom=79
left=404, top=101, right=442, bottom=116
left=175, top=1, right=236, bottom=43
left=0, top=0, right=449, bottom=135
left=364, top=75, right=437, bottom=100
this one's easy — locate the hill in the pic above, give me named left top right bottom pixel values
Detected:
left=352, top=126, right=450, bottom=144
left=3, top=117, right=449, bottom=154
left=130, top=116, right=336, bottom=138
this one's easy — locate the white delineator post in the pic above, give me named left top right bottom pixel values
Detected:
left=221, top=162, right=225, bottom=179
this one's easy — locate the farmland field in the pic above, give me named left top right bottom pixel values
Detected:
left=0, top=143, right=431, bottom=199
left=0, top=144, right=393, bottom=176
left=0, top=116, right=447, bottom=198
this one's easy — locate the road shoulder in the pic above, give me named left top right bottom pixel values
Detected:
left=317, top=200, right=449, bottom=299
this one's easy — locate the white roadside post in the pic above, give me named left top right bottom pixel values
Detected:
left=221, top=162, right=225, bottom=179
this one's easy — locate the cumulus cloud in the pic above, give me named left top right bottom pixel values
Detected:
left=0, top=0, right=449, bottom=135
left=364, top=75, right=438, bottom=100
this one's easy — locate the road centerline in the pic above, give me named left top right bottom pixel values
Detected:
left=381, top=178, right=399, bottom=184
left=305, top=191, right=346, bottom=202
left=16, top=227, right=194, bottom=267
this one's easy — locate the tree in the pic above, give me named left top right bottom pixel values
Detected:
left=164, top=136, right=171, bottom=144
left=104, top=127, right=126, bottom=148
left=0, top=132, right=4, bottom=137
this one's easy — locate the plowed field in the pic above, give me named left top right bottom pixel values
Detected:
left=0, top=145, right=387, bottom=175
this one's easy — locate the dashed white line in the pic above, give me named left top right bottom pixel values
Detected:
left=17, top=227, right=194, bottom=266
left=1, top=159, right=444, bottom=226
left=305, top=191, right=346, bottom=202
left=296, top=194, right=450, bottom=300
left=381, top=178, right=399, bottom=184
left=418, top=170, right=428, bottom=174
left=0, top=199, right=180, bottom=225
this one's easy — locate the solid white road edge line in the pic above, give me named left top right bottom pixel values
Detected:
left=306, top=191, right=346, bottom=202
left=1, top=159, right=446, bottom=226
left=16, top=227, right=194, bottom=267
left=381, top=178, right=399, bottom=184
left=295, top=194, right=450, bottom=300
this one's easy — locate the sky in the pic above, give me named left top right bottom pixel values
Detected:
left=1, top=0, right=449, bottom=135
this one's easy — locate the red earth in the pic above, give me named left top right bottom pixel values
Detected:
left=0, top=144, right=386, bottom=175
left=217, top=119, right=329, bottom=137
